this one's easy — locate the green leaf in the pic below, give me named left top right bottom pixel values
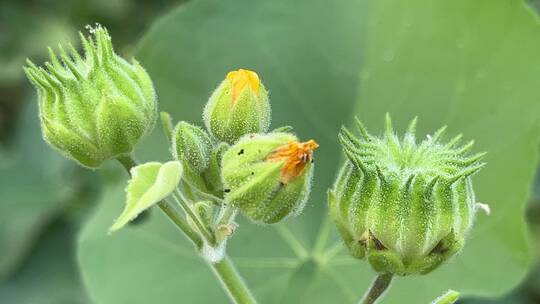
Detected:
left=78, top=0, right=540, bottom=303
left=110, top=161, right=183, bottom=232
left=353, top=0, right=540, bottom=302
left=0, top=100, right=74, bottom=279
left=0, top=221, right=90, bottom=304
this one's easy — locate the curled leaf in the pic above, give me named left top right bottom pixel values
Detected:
left=109, top=161, right=183, bottom=232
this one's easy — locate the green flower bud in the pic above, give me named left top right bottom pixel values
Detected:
left=24, top=25, right=156, bottom=168
left=329, top=115, right=485, bottom=276
left=173, top=121, right=213, bottom=173
left=203, top=69, right=271, bottom=144
left=222, top=133, right=318, bottom=224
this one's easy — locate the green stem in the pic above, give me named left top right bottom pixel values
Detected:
left=158, top=199, right=203, bottom=247
left=360, top=273, right=393, bottom=304
left=160, top=111, right=174, bottom=142
left=116, top=155, right=257, bottom=304
left=212, top=256, right=257, bottom=304
left=117, top=154, right=137, bottom=172
left=173, top=189, right=216, bottom=245
left=183, top=178, right=225, bottom=204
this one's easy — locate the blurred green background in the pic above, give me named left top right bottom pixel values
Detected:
left=2, top=0, right=540, bottom=303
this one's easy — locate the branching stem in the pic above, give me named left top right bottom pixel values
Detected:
left=173, top=189, right=216, bottom=245
left=116, top=155, right=257, bottom=304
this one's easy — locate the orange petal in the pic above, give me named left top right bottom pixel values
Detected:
left=266, top=139, right=319, bottom=184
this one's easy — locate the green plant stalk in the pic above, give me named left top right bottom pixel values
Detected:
left=212, top=257, right=257, bottom=304
left=360, top=273, right=393, bottom=304
left=173, top=189, right=216, bottom=245
left=116, top=154, right=257, bottom=304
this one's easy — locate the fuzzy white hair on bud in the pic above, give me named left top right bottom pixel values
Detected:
left=330, top=114, right=485, bottom=276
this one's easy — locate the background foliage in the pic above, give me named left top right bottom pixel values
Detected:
left=2, top=0, right=540, bottom=303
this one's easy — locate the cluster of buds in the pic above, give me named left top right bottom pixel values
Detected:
left=329, top=115, right=485, bottom=276
left=172, top=68, right=318, bottom=224
left=24, top=24, right=490, bottom=294
left=26, top=28, right=319, bottom=225
left=24, top=25, right=156, bottom=168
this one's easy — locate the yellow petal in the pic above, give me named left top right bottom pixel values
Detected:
left=226, top=69, right=261, bottom=103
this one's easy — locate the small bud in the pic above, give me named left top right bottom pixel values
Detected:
left=24, top=25, right=156, bottom=168
left=222, top=133, right=318, bottom=224
left=329, top=115, right=485, bottom=276
left=173, top=121, right=213, bottom=173
left=203, top=69, right=271, bottom=144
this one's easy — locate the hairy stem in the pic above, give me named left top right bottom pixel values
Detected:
left=212, top=257, right=258, bottom=304
left=116, top=155, right=257, bottom=304
left=360, top=273, right=393, bottom=304
left=159, top=198, right=203, bottom=247
left=173, top=189, right=216, bottom=245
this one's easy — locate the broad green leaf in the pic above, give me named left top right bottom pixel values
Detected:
left=0, top=222, right=90, bottom=304
left=110, top=161, right=183, bottom=232
left=78, top=0, right=540, bottom=303
left=353, top=0, right=540, bottom=302
left=0, top=100, right=73, bottom=279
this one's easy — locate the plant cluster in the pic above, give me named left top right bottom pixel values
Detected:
left=24, top=25, right=488, bottom=304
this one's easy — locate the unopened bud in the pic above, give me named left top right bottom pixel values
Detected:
left=203, top=69, right=271, bottom=144
left=24, top=25, right=156, bottom=167
left=173, top=121, right=213, bottom=173
left=222, top=133, right=318, bottom=224
left=329, top=115, right=485, bottom=275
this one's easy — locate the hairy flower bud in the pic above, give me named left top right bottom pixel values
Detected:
left=173, top=121, right=213, bottom=173
left=203, top=69, right=271, bottom=144
left=24, top=25, right=156, bottom=168
left=329, top=115, right=485, bottom=276
left=222, top=133, right=318, bottom=224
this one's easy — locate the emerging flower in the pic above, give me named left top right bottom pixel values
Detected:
left=329, top=115, right=486, bottom=275
left=227, top=69, right=260, bottom=102
left=266, top=139, right=319, bottom=184
left=222, top=132, right=318, bottom=224
left=24, top=25, right=156, bottom=168
left=203, top=69, right=271, bottom=144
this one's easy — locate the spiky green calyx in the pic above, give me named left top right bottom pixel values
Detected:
left=329, top=114, right=485, bottom=276
left=203, top=69, right=271, bottom=144
left=222, top=132, right=318, bottom=224
left=24, top=25, right=157, bottom=168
